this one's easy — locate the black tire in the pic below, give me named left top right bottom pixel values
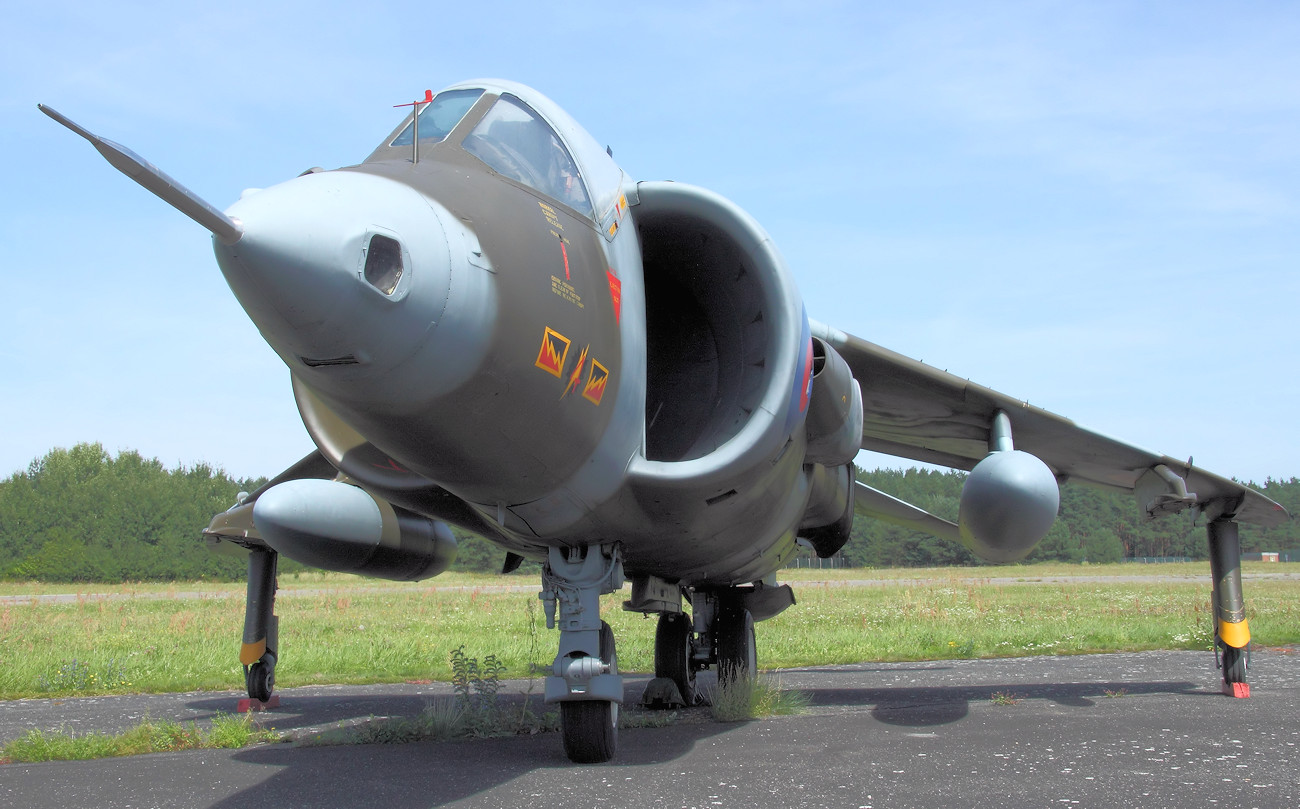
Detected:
left=246, top=658, right=274, bottom=702
left=1221, top=643, right=1246, bottom=684
left=560, top=622, right=618, bottom=763
left=654, top=612, right=696, bottom=706
left=561, top=700, right=618, bottom=763
left=716, top=606, right=756, bottom=686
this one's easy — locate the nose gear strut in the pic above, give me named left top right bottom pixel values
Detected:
left=540, top=543, right=625, bottom=763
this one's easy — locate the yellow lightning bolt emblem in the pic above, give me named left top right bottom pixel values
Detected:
left=564, top=345, right=589, bottom=398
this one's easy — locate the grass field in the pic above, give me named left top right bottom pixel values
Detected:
left=0, top=560, right=1275, bottom=598
left=2, top=563, right=1298, bottom=700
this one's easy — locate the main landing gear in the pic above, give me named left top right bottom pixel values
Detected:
left=634, top=579, right=792, bottom=713
left=239, top=548, right=280, bottom=707
left=653, top=612, right=697, bottom=705
left=715, top=597, right=758, bottom=685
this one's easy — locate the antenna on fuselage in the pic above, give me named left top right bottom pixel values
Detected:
left=394, top=90, right=435, bottom=164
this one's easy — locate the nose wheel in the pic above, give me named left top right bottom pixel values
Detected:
left=542, top=544, right=626, bottom=763
left=560, top=622, right=619, bottom=763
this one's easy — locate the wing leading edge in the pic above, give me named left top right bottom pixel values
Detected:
left=813, top=321, right=1289, bottom=529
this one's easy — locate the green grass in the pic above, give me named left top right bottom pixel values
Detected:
left=3, top=561, right=1291, bottom=597
left=778, top=560, right=1300, bottom=581
left=762, top=578, right=1296, bottom=664
left=2, top=567, right=1298, bottom=700
left=302, top=695, right=559, bottom=747
left=0, top=713, right=279, bottom=764
left=0, top=569, right=531, bottom=598
left=708, top=670, right=810, bottom=722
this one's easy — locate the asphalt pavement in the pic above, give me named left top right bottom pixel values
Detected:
left=2, top=647, right=1297, bottom=808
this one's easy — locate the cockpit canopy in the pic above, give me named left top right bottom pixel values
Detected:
left=370, top=80, right=624, bottom=224
left=389, top=88, right=482, bottom=147
left=462, top=95, right=592, bottom=216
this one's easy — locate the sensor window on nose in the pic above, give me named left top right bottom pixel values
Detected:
left=364, top=234, right=404, bottom=295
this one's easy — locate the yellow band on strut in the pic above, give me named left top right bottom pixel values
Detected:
left=240, top=639, right=267, bottom=665
left=1218, top=619, right=1251, bottom=649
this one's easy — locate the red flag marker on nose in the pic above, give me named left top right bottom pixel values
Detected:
left=394, top=89, right=434, bottom=108
left=393, top=90, right=435, bottom=163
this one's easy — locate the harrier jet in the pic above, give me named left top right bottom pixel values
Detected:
left=41, top=80, right=1289, bottom=762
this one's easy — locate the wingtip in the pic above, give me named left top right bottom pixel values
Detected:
left=37, top=103, right=95, bottom=142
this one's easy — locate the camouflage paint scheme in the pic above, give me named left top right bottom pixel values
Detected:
left=41, top=80, right=1289, bottom=762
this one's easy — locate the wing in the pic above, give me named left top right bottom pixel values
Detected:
left=814, top=321, right=1289, bottom=528
left=203, top=450, right=340, bottom=548
left=202, top=449, right=518, bottom=552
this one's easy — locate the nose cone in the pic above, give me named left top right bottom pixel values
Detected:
left=214, top=170, right=451, bottom=369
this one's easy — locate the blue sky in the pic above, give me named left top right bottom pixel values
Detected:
left=2, top=1, right=1297, bottom=485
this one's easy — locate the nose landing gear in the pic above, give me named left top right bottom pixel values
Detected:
left=540, top=544, right=625, bottom=763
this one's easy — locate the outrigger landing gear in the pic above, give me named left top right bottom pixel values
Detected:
left=240, top=548, right=280, bottom=707
left=1207, top=518, right=1251, bottom=697
left=540, top=544, right=624, bottom=763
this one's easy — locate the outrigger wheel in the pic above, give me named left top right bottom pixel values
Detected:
left=560, top=621, right=618, bottom=763
left=245, top=653, right=276, bottom=703
left=1219, top=641, right=1246, bottom=685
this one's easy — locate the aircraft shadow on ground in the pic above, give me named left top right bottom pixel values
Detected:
left=184, top=693, right=464, bottom=735
left=183, top=674, right=656, bottom=736
left=186, top=671, right=1210, bottom=807
left=802, top=678, right=1204, bottom=727
left=206, top=719, right=733, bottom=808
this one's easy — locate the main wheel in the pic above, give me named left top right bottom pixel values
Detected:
left=654, top=612, right=697, bottom=706
left=561, top=622, right=618, bottom=763
left=716, top=606, right=756, bottom=686
left=245, top=655, right=275, bottom=702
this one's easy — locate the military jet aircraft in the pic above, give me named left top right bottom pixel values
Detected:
left=41, top=80, right=1289, bottom=763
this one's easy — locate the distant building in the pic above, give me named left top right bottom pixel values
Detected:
left=1241, top=552, right=1281, bottom=562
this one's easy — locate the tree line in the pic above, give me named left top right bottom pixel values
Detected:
left=836, top=467, right=1299, bottom=567
left=0, top=444, right=1295, bottom=582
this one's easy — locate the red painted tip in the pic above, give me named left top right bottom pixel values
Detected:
left=1222, top=682, right=1251, bottom=699
left=236, top=695, right=282, bottom=713
left=394, top=91, right=436, bottom=108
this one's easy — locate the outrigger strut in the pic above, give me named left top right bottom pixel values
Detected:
left=240, top=547, right=280, bottom=705
left=1138, top=466, right=1254, bottom=696
left=1206, top=515, right=1251, bottom=696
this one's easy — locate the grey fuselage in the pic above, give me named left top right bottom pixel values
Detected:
left=213, top=80, right=856, bottom=586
